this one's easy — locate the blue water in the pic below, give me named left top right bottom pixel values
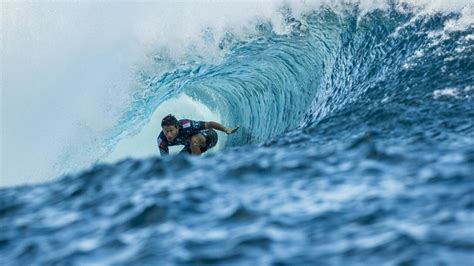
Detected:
left=2, top=3, right=474, bottom=265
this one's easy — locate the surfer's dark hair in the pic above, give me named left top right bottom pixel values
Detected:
left=162, top=114, right=179, bottom=127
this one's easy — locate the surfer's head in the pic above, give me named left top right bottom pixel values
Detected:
left=162, top=114, right=179, bottom=141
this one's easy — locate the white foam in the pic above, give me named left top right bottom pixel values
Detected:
left=433, top=88, right=461, bottom=99
left=465, top=34, right=474, bottom=41
left=2, top=2, right=142, bottom=186
left=443, top=5, right=474, bottom=32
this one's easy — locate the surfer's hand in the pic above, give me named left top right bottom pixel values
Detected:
left=226, top=125, right=240, bottom=135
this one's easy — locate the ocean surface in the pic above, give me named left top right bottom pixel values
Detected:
left=2, top=1, right=474, bottom=265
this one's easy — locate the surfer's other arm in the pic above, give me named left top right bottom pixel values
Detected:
left=204, top=121, right=240, bottom=135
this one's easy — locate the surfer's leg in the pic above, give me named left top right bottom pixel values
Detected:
left=200, top=129, right=218, bottom=153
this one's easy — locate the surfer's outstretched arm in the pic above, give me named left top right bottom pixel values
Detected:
left=205, top=122, right=240, bottom=135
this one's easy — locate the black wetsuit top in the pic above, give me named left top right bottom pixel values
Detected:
left=157, top=119, right=206, bottom=156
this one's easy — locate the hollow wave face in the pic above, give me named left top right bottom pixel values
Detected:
left=119, top=2, right=473, bottom=149
left=2, top=1, right=474, bottom=265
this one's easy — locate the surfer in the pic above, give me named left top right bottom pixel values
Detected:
left=157, top=114, right=239, bottom=156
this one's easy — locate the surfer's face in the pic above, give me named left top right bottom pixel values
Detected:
left=163, top=125, right=179, bottom=141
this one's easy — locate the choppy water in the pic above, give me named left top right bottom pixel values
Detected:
left=2, top=2, right=474, bottom=265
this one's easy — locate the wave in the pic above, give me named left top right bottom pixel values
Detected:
left=2, top=1, right=473, bottom=186
left=112, top=1, right=473, bottom=149
left=2, top=1, right=474, bottom=264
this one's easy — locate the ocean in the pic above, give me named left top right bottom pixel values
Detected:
left=1, top=1, right=473, bottom=265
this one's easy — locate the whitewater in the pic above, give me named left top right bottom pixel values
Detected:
left=1, top=0, right=474, bottom=265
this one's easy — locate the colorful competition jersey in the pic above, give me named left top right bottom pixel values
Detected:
left=157, top=119, right=206, bottom=156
